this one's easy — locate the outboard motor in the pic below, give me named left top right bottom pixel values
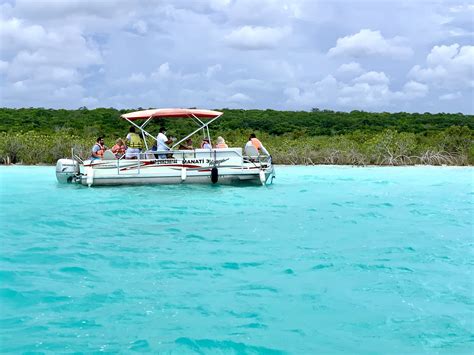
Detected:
left=56, top=159, right=79, bottom=183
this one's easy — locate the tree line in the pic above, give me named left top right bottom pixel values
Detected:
left=0, top=108, right=472, bottom=165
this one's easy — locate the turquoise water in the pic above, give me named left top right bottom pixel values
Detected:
left=0, top=166, right=473, bottom=353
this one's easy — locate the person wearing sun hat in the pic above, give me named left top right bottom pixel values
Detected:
left=215, top=136, right=228, bottom=148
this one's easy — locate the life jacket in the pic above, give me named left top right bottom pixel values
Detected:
left=112, top=144, right=126, bottom=154
left=93, top=143, right=105, bottom=157
left=128, top=133, right=143, bottom=149
left=250, top=138, right=262, bottom=150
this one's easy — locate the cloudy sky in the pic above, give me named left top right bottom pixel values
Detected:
left=0, top=0, right=473, bottom=113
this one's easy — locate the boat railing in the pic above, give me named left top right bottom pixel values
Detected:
left=83, top=147, right=270, bottom=173
left=114, top=148, right=252, bottom=174
left=242, top=153, right=271, bottom=167
left=116, top=148, right=243, bottom=161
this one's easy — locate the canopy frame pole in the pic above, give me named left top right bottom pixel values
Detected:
left=190, top=116, right=207, bottom=142
left=124, top=117, right=156, bottom=141
left=192, top=115, right=204, bottom=126
left=140, top=117, right=154, bottom=130
left=205, top=125, right=212, bottom=146
left=122, top=111, right=223, bottom=150
left=141, top=130, right=149, bottom=151
left=171, top=113, right=222, bottom=149
left=191, top=114, right=211, bottom=144
left=189, top=115, right=204, bottom=131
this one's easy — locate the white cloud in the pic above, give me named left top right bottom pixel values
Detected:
left=12, top=0, right=130, bottom=20
left=12, top=80, right=27, bottom=91
left=439, top=92, right=462, bottom=100
left=206, top=64, right=222, bottom=78
left=409, top=44, right=474, bottom=89
left=0, top=10, right=104, bottom=108
left=151, top=63, right=172, bottom=79
left=0, top=16, right=102, bottom=82
left=208, top=0, right=232, bottom=11
left=285, top=75, right=427, bottom=110
left=353, top=71, right=389, bottom=85
left=128, top=73, right=146, bottom=83
left=226, top=93, right=252, bottom=103
left=285, top=75, right=339, bottom=106
left=226, top=25, right=291, bottom=50
left=53, top=84, right=84, bottom=99
left=173, top=0, right=232, bottom=14
left=337, top=62, right=364, bottom=76
left=228, top=79, right=268, bottom=90
left=328, top=29, right=413, bottom=59
left=131, top=20, right=148, bottom=35
left=81, top=96, right=99, bottom=106
left=0, top=60, right=9, bottom=74
left=0, top=17, right=100, bottom=66
left=0, top=2, right=13, bottom=19
left=449, top=4, right=474, bottom=13
left=401, top=80, right=429, bottom=99
left=338, top=82, right=391, bottom=107
left=221, top=0, right=303, bottom=27
left=1, top=18, right=51, bottom=54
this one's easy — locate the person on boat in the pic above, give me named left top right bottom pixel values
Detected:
left=125, top=127, right=143, bottom=159
left=215, top=136, right=228, bottom=148
left=201, top=137, right=212, bottom=149
left=111, top=138, right=126, bottom=158
left=179, top=138, right=193, bottom=150
left=156, top=127, right=174, bottom=158
left=91, top=137, right=107, bottom=160
left=246, top=133, right=269, bottom=155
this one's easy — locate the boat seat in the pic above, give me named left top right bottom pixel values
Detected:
left=103, top=150, right=116, bottom=160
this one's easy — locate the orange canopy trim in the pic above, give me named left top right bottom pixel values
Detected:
left=121, top=108, right=223, bottom=121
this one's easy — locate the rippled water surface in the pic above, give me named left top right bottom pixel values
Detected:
left=0, top=166, right=473, bottom=353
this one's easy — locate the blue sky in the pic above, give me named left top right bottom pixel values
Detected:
left=0, top=0, right=473, bottom=113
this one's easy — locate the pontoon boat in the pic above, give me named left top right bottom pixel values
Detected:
left=56, top=108, right=275, bottom=186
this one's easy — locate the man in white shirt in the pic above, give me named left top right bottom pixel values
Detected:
left=156, top=127, right=173, bottom=158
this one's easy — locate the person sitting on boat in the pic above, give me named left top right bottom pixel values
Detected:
left=248, top=133, right=269, bottom=155
left=179, top=138, right=193, bottom=150
left=201, top=137, right=212, bottom=149
left=111, top=138, right=126, bottom=158
left=125, top=127, right=143, bottom=159
left=215, top=136, right=228, bottom=148
left=91, top=137, right=107, bottom=160
left=156, top=127, right=173, bottom=158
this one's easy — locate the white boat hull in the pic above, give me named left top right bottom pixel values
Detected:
left=79, top=166, right=272, bottom=186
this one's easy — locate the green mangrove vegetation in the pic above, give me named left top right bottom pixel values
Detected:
left=0, top=107, right=472, bottom=165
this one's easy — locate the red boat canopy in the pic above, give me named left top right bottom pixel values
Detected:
left=121, top=108, right=223, bottom=121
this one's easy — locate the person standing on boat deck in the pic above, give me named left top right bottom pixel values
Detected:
left=247, top=133, right=269, bottom=155
left=125, top=127, right=143, bottom=159
left=91, top=137, right=107, bottom=160
left=156, top=127, right=173, bottom=159
left=215, top=136, right=228, bottom=148
left=201, top=137, right=212, bottom=149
